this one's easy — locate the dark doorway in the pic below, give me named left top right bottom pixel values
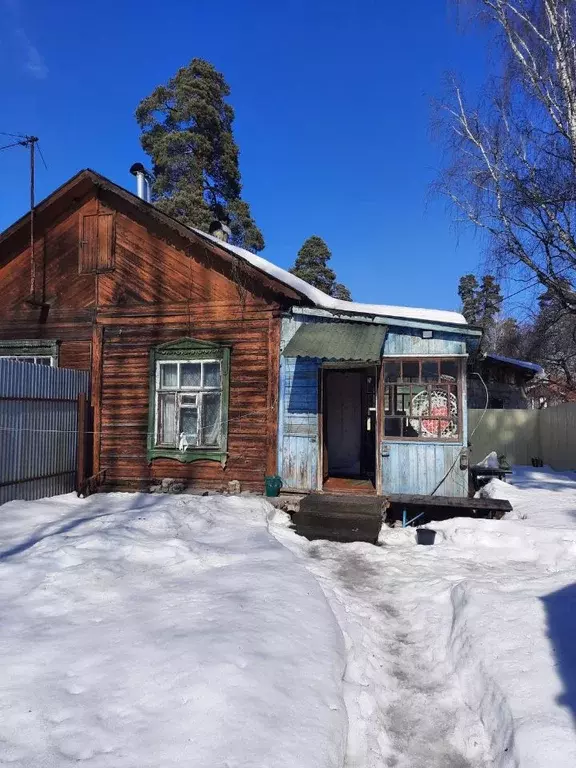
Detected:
left=323, top=367, right=376, bottom=492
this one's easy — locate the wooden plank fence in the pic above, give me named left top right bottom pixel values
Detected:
left=469, top=404, right=576, bottom=471
left=0, top=360, right=90, bottom=504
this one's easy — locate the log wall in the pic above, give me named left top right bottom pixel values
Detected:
left=0, top=188, right=283, bottom=493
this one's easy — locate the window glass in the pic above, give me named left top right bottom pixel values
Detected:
left=384, top=386, right=392, bottom=416
left=181, top=363, right=201, bottom=388
left=383, top=359, right=460, bottom=440
left=403, top=420, right=421, bottom=438
left=420, top=417, right=441, bottom=438
left=422, top=360, right=439, bottom=382
left=203, top=362, right=221, bottom=388
left=402, top=361, right=419, bottom=381
left=202, top=392, right=221, bottom=446
left=384, top=361, right=400, bottom=382
left=158, top=393, right=177, bottom=445
left=384, top=417, right=401, bottom=437
left=395, top=386, right=411, bottom=415
left=180, top=407, right=198, bottom=444
left=409, top=385, right=427, bottom=417
left=160, top=364, right=178, bottom=389
left=440, top=360, right=458, bottom=382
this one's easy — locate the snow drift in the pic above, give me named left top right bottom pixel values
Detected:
left=0, top=492, right=347, bottom=768
left=271, top=466, right=576, bottom=768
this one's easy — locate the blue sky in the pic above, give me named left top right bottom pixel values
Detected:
left=0, top=0, right=490, bottom=311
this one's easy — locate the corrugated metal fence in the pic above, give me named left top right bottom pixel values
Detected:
left=469, top=404, right=576, bottom=471
left=0, top=360, right=90, bottom=504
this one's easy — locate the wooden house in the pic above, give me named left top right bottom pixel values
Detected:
left=0, top=169, right=481, bottom=497
left=468, top=353, right=543, bottom=409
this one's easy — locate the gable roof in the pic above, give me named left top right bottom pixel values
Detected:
left=0, top=168, right=469, bottom=327
left=193, top=229, right=469, bottom=326
left=0, top=169, right=302, bottom=303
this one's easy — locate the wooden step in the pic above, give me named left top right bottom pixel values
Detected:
left=292, top=494, right=386, bottom=543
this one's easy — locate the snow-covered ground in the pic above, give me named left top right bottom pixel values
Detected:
left=271, top=466, right=576, bottom=768
left=0, top=492, right=346, bottom=768
left=2, top=467, right=576, bottom=768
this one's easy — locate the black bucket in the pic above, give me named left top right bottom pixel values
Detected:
left=416, top=528, right=436, bottom=546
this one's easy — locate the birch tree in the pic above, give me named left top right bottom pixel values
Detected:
left=440, top=0, right=576, bottom=314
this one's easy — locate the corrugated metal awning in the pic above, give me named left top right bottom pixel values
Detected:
left=283, top=322, right=387, bottom=361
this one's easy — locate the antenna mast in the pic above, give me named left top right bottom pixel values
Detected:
left=0, top=132, right=45, bottom=302
left=25, top=135, right=39, bottom=301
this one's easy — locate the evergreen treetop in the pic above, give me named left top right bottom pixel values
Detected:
left=290, top=236, right=352, bottom=300
left=458, top=273, right=503, bottom=351
left=136, top=58, right=264, bottom=252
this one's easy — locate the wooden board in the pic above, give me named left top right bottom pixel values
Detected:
left=0, top=181, right=288, bottom=493
left=387, top=493, right=512, bottom=511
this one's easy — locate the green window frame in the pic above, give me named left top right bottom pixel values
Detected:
left=148, top=338, right=231, bottom=465
left=0, top=339, right=58, bottom=367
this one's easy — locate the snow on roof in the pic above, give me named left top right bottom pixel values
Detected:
left=485, top=353, right=544, bottom=374
left=193, top=229, right=468, bottom=326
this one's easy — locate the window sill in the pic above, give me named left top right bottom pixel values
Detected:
left=148, top=448, right=228, bottom=467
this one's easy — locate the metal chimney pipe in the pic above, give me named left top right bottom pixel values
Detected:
left=129, top=163, right=150, bottom=201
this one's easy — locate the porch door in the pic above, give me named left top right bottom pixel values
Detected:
left=326, top=370, right=362, bottom=476
left=324, top=369, right=376, bottom=479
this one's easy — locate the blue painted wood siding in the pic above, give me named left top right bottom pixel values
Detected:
left=381, top=443, right=468, bottom=496
left=382, top=324, right=469, bottom=496
left=278, top=356, right=320, bottom=490
left=279, top=315, right=471, bottom=495
left=383, top=327, right=467, bottom=356
left=278, top=314, right=325, bottom=490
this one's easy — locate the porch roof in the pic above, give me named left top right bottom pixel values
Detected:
left=282, top=321, right=387, bottom=362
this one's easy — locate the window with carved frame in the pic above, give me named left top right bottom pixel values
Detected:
left=148, top=339, right=231, bottom=465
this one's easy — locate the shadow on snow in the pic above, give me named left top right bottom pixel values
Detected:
left=542, top=582, right=576, bottom=729
left=0, top=493, right=160, bottom=561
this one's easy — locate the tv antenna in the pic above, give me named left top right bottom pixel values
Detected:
left=0, top=131, right=48, bottom=302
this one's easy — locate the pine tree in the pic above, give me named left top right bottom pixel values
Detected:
left=290, top=236, right=352, bottom=299
left=458, top=273, right=503, bottom=350
left=526, top=283, right=576, bottom=399
left=477, top=275, right=503, bottom=329
left=458, top=274, right=480, bottom=324
left=332, top=283, right=352, bottom=301
left=492, top=317, right=524, bottom=357
left=135, top=58, right=264, bottom=252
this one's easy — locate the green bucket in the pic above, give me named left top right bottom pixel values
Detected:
left=265, top=475, right=283, bottom=498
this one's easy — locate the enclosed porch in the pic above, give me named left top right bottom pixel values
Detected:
left=278, top=314, right=475, bottom=499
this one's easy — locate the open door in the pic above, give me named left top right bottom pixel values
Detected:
left=322, top=367, right=377, bottom=493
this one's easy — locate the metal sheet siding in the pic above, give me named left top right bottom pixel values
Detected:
left=283, top=321, right=386, bottom=361
left=0, top=360, right=89, bottom=504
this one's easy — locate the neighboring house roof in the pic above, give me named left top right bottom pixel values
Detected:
left=1, top=168, right=468, bottom=327
left=483, top=353, right=544, bottom=377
